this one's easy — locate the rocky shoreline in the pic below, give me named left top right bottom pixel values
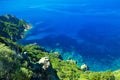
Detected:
left=0, top=14, right=120, bottom=80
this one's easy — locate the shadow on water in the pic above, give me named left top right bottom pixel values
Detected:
left=14, top=1, right=120, bottom=71
left=20, top=32, right=120, bottom=71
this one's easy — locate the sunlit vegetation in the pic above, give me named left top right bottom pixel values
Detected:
left=0, top=14, right=31, bottom=41
left=0, top=14, right=120, bottom=80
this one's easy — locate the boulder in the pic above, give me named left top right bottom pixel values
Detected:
left=32, top=57, right=59, bottom=80
left=80, top=64, right=88, bottom=71
left=38, top=57, right=51, bottom=70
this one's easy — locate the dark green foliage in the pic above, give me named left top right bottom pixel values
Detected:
left=0, top=37, right=22, bottom=52
left=0, top=14, right=31, bottom=41
left=0, top=43, right=33, bottom=80
left=22, top=43, right=48, bottom=62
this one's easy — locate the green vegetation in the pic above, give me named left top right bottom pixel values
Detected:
left=49, top=53, right=116, bottom=80
left=0, top=43, right=33, bottom=80
left=0, top=14, right=31, bottom=41
left=0, top=14, right=120, bottom=80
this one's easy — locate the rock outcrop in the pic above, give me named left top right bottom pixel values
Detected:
left=32, top=57, right=59, bottom=80
left=38, top=57, right=51, bottom=70
left=80, top=64, right=88, bottom=71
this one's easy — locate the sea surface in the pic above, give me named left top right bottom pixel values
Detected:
left=1, top=0, right=120, bottom=71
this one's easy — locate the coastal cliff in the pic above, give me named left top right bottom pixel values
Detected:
left=0, top=14, right=31, bottom=41
left=0, top=14, right=120, bottom=80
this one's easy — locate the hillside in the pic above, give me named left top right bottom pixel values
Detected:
left=0, top=14, right=120, bottom=80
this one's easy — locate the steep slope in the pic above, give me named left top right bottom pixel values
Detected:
left=0, top=14, right=31, bottom=41
left=0, top=14, right=120, bottom=80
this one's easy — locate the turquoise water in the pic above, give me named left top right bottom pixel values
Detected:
left=1, top=0, right=120, bottom=71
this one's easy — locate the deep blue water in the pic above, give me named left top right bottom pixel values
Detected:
left=1, top=0, right=120, bottom=71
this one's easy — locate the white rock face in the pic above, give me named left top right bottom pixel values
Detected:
left=38, top=57, right=51, bottom=70
left=80, top=64, right=88, bottom=71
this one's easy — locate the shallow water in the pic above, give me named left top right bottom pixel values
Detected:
left=1, top=0, right=120, bottom=71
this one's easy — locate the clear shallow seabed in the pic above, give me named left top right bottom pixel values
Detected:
left=1, top=0, right=120, bottom=71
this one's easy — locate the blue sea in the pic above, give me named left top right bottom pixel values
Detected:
left=1, top=0, right=120, bottom=71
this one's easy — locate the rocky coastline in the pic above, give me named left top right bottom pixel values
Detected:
left=0, top=14, right=120, bottom=80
